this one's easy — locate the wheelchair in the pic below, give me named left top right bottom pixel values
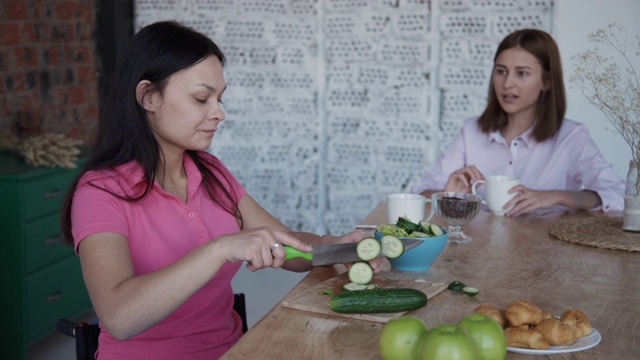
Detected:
left=56, top=293, right=248, bottom=360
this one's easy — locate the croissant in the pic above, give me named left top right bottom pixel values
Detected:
left=505, top=327, right=550, bottom=350
left=473, top=303, right=507, bottom=328
left=505, top=300, right=542, bottom=327
left=560, top=309, right=592, bottom=338
left=535, top=317, right=577, bottom=345
left=541, top=310, right=553, bottom=321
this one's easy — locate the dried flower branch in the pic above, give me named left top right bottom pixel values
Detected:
left=18, top=133, right=83, bottom=168
left=570, top=23, right=640, bottom=194
left=0, top=130, right=83, bottom=169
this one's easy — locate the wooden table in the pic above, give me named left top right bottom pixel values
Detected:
left=221, top=203, right=640, bottom=359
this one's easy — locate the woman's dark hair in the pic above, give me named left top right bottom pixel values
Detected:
left=477, top=28, right=566, bottom=142
left=62, top=21, right=240, bottom=246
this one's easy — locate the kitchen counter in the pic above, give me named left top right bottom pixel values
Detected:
left=221, top=203, right=640, bottom=359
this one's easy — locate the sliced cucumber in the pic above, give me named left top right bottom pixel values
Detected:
left=381, top=235, right=405, bottom=259
left=396, top=216, right=420, bottom=232
left=462, top=286, right=479, bottom=297
left=348, top=262, right=374, bottom=285
left=418, top=220, right=432, bottom=233
left=411, top=231, right=429, bottom=238
left=343, top=282, right=369, bottom=291
left=448, top=280, right=466, bottom=292
left=356, top=237, right=381, bottom=261
left=429, top=224, right=444, bottom=236
left=343, top=282, right=380, bottom=291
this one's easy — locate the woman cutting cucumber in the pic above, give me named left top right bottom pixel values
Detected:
left=60, top=21, right=383, bottom=359
left=412, top=29, right=624, bottom=217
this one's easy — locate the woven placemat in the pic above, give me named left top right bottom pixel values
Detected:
left=549, top=217, right=640, bottom=252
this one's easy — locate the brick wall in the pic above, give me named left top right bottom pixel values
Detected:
left=0, top=0, right=99, bottom=144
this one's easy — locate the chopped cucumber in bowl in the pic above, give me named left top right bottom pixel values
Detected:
left=374, top=218, right=449, bottom=271
left=376, top=220, right=445, bottom=239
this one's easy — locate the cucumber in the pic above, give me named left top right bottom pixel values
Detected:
left=329, top=288, right=428, bottom=314
left=418, top=220, right=432, bottom=233
left=462, top=286, right=479, bottom=297
left=356, top=237, right=381, bottom=261
left=343, top=282, right=381, bottom=291
left=381, top=235, right=404, bottom=258
left=348, top=262, right=373, bottom=285
left=343, top=282, right=369, bottom=291
left=448, top=281, right=466, bottom=292
left=396, top=216, right=420, bottom=232
left=429, top=224, right=444, bottom=236
left=411, top=231, right=430, bottom=238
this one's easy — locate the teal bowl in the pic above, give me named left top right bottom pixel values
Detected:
left=374, top=228, right=448, bottom=271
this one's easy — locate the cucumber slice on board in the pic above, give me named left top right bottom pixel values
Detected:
left=343, top=282, right=369, bottom=291
left=356, top=237, right=381, bottom=261
left=343, top=282, right=381, bottom=291
left=348, top=262, right=374, bottom=285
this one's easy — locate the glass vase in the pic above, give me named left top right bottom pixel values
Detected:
left=622, top=160, right=640, bottom=232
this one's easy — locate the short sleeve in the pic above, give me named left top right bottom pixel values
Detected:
left=71, top=178, right=130, bottom=254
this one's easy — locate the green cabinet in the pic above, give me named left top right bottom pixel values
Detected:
left=0, top=151, right=92, bottom=360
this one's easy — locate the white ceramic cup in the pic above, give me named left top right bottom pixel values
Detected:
left=471, top=176, right=520, bottom=216
left=387, top=193, right=426, bottom=224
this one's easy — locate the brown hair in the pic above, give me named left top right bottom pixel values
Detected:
left=478, top=29, right=566, bottom=142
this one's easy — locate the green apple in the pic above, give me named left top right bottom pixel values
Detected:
left=458, top=313, right=507, bottom=360
left=417, top=323, right=479, bottom=360
left=379, top=315, right=429, bottom=360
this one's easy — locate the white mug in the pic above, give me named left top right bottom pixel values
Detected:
left=387, top=193, right=426, bottom=224
left=471, top=176, right=520, bottom=215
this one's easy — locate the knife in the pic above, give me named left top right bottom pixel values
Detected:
left=283, top=238, right=423, bottom=266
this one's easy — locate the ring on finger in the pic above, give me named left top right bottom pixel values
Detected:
left=270, top=242, right=281, bottom=252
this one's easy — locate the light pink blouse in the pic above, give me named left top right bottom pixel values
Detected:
left=411, top=117, right=624, bottom=214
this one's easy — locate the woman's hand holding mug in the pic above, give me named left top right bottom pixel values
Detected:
left=471, top=176, right=520, bottom=216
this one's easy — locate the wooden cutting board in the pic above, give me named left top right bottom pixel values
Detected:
left=281, top=270, right=449, bottom=323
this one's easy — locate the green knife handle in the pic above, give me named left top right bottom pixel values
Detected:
left=284, top=245, right=313, bottom=261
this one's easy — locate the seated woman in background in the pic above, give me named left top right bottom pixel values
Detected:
left=411, top=28, right=624, bottom=217
left=61, top=21, right=382, bottom=359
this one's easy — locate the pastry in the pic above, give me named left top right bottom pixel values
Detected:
left=470, top=301, right=592, bottom=350
left=560, top=309, right=592, bottom=337
left=473, top=303, right=507, bottom=328
left=535, top=317, right=577, bottom=345
left=505, top=327, right=550, bottom=350
left=505, top=300, right=542, bottom=327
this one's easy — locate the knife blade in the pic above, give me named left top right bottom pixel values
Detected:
left=283, top=238, right=423, bottom=266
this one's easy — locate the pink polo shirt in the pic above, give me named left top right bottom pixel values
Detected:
left=411, top=117, right=624, bottom=214
left=72, top=152, right=246, bottom=359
